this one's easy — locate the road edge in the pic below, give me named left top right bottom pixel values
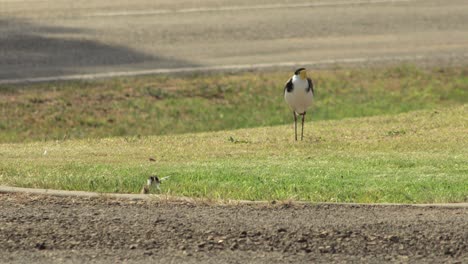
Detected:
left=2, top=53, right=467, bottom=85
left=1, top=185, right=467, bottom=208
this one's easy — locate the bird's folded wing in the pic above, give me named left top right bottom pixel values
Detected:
left=284, top=78, right=293, bottom=93
left=307, top=78, right=314, bottom=95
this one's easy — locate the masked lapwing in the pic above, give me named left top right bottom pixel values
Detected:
left=284, top=68, right=315, bottom=141
left=140, top=175, right=171, bottom=194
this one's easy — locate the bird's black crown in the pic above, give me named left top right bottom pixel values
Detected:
left=294, top=68, right=306, bottom=75
left=149, top=175, right=159, bottom=183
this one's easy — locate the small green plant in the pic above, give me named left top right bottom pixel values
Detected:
left=386, top=130, right=406, bottom=137
left=146, top=87, right=170, bottom=99
left=228, top=136, right=249, bottom=144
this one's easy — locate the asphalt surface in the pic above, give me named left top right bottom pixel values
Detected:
left=1, top=0, right=468, bottom=83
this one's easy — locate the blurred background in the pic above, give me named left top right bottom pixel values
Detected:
left=1, top=0, right=467, bottom=142
left=1, top=0, right=467, bottom=81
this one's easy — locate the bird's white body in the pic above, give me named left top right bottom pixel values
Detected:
left=284, top=75, right=313, bottom=114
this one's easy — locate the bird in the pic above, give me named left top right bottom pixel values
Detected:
left=140, top=175, right=171, bottom=194
left=284, top=68, right=315, bottom=141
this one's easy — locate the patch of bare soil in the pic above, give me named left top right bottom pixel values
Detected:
left=0, top=193, right=466, bottom=263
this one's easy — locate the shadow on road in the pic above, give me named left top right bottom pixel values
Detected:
left=0, top=18, right=197, bottom=80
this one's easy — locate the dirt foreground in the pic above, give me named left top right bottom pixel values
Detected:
left=1, top=193, right=466, bottom=263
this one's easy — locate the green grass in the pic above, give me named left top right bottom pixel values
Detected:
left=1, top=65, right=467, bottom=203
left=1, top=65, right=467, bottom=143
left=1, top=105, right=466, bottom=203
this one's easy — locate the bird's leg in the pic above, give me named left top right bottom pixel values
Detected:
left=293, top=111, right=297, bottom=141
left=301, top=112, right=306, bottom=141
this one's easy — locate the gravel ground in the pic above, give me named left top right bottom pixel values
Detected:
left=1, top=193, right=467, bottom=263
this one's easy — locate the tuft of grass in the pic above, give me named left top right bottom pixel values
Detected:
left=386, top=129, right=406, bottom=137
left=0, top=65, right=467, bottom=143
left=0, top=105, right=466, bottom=204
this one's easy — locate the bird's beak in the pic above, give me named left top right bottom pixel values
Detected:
left=300, top=70, right=307, bottom=80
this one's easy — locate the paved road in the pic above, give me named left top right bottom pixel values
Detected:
left=1, top=0, right=468, bottom=83
left=1, top=193, right=467, bottom=263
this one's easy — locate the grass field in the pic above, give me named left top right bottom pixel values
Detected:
left=0, top=104, right=466, bottom=203
left=1, top=65, right=467, bottom=203
left=1, top=65, right=467, bottom=143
